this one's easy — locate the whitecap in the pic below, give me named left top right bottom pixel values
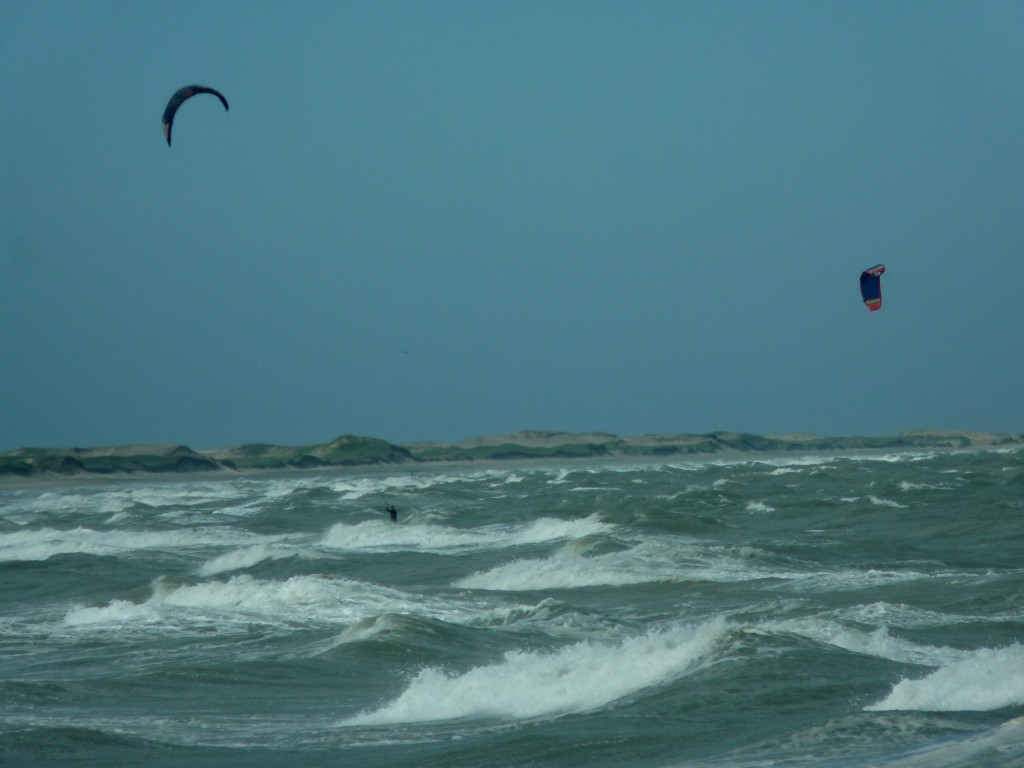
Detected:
left=320, top=514, right=612, bottom=554
left=867, top=495, right=909, bottom=509
left=344, top=618, right=729, bottom=725
left=453, top=538, right=766, bottom=591
left=761, top=616, right=959, bottom=668
left=195, top=543, right=308, bottom=576
left=868, top=644, right=1024, bottom=712
left=0, top=526, right=247, bottom=562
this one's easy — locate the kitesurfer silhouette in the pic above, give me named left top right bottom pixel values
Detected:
left=385, top=504, right=398, bottom=523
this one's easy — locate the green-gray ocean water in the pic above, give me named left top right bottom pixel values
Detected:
left=2, top=448, right=1023, bottom=767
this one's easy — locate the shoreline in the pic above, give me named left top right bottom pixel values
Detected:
left=2, top=428, right=1021, bottom=490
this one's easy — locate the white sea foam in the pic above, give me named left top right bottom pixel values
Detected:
left=506, top=514, right=613, bottom=543
left=1, top=490, right=152, bottom=524
left=3, top=482, right=277, bottom=528
left=756, top=612, right=1024, bottom=716
left=474, top=598, right=567, bottom=628
left=550, top=469, right=572, bottom=484
left=128, top=485, right=242, bottom=507
left=323, top=470, right=505, bottom=499
left=64, top=573, right=474, bottom=630
left=851, top=451, right=938, bottom=464
left=456, top=550, right=664, bottom=590
left=762, top=616, right=961, bottom=668
left=63, top=597, right=166, bottom=626
left=867, top=495, right=909, bottom=509
left=837, top=601, right=974, bottom=629
left=196, top=543, right=310, bottom=576
left=321, top=514, right=611, bottom=553
left=322, top=520, right=493, bottom=551
left=898, top=480, right=953, bottom=492
left=326, top=475, right=430, bottom=500
left=336, top=614, right=411, bottom=644
left=781, top=567, right=928, bottom=594
left=867, top=644, right=1024, bottom=712
left=863, top=716, right=1024, bottom=767
left=454, top=538, right=768, bottom=591
left=0, top=526, right=248, bottom=562
left=344, top=618, right=728, bottom=725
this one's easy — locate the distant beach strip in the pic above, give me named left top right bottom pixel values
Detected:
left=2, top=430, right=1021, bottom=483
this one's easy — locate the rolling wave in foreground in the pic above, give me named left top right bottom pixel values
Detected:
left=1, top=448, right=1023, bottom=767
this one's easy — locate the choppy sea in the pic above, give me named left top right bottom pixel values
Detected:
left=1, top=447, right=1023, bottom=767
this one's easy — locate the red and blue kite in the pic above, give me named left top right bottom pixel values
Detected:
left=860, top=265, right=886, bottom=311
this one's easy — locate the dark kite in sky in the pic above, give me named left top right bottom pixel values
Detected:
left=162, top=85, right=229, bottom=146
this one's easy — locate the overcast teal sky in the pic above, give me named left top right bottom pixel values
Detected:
left=3, top=1, right=1023, bottom=449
